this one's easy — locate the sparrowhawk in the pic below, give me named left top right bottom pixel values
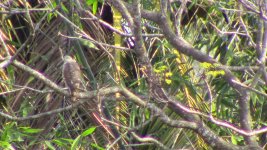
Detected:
left=62, top=56, right=82, bottom=102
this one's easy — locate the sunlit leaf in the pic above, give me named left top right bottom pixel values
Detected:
left=165, top=79, right=172, bottom=84
left=44, top=141, right=56, bottom=150
left=86, top=0, right=95, bottom=6
left=200, top=62, right=212, bottom=69
left=91, top=143, right=105, bottom=150
left=71, top=135, right=81, bottom=150
left=19, top=127, right=43, bottom=134
left=53, top=138, right=72, bottom=147
left=206, top=70, right=225, bottom=77
left=0, top=141, right=12, bottom=149
left=52, top=1, right=57, bottom=8
left=81, top=127, right=96, bottom=137
left=92, top=1, right=98, bottom=14
left=61, top=3, right=69, bottom=13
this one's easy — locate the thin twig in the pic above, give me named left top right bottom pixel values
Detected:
left=131, top=132, right=169, bottom=150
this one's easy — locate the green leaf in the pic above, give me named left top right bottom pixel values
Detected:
left=44, top=141, right=56, bottom=150
left=52, top=1, right=57, bottom=8
left=92, top=1, right=98, bottom=14
left=231, top=135, right=244, bottom=145
left=86, top=0, right=95, bottom=6
left=19, top=127, right=43, bottom=134
left=6, top=66, right=15, bottom=84
left=71, top=135, right=81, bottom=150
left=52, top=138, right=71, bottom=147
left=165, top=78, right=172, bottom=84
left=206, top=70, right=225, bottom=77
left=0, top=141, right=11, bottom=148
left=154, top=64, right=167, bottom=73
left=79, top=38, right=97, bottom=48
left=61, top=3, right=69, bottom=13
left=59, top=138, right=74, bottom=143
left=53, top=139, right=65, bottom=147
left=200, top=62, right=212, bottom=69
left=81, top=127, right=96, bottom=137
left=47, top=13, right=52, bottom=22
left=260, top=122, right=267, bottom=126
left=2, top=125, right=24, bottom=142
left=91, top=143, right=105, bottom=150
left=22, top=107, right=28, bottom=117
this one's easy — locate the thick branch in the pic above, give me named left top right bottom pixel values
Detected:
left=12, top=60, right=67, bottom=95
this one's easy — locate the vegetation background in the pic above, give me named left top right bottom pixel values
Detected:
left=0, top=0, right=267, bottom=149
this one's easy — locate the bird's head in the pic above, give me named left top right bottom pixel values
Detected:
left=63, top=56, right=74, bottom=62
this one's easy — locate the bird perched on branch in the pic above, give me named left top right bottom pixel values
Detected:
left=62, top=56, right=83, bottom=102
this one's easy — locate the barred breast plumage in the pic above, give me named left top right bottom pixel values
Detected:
left=62, top=56, right=82, bottom=101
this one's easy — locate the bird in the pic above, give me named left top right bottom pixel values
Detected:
left=62, top=56, right=83, bottom=102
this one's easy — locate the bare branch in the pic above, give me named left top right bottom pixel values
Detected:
left=131, top=132, right=169, bottom=150
left=12, top=60, right=67, bottom=95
